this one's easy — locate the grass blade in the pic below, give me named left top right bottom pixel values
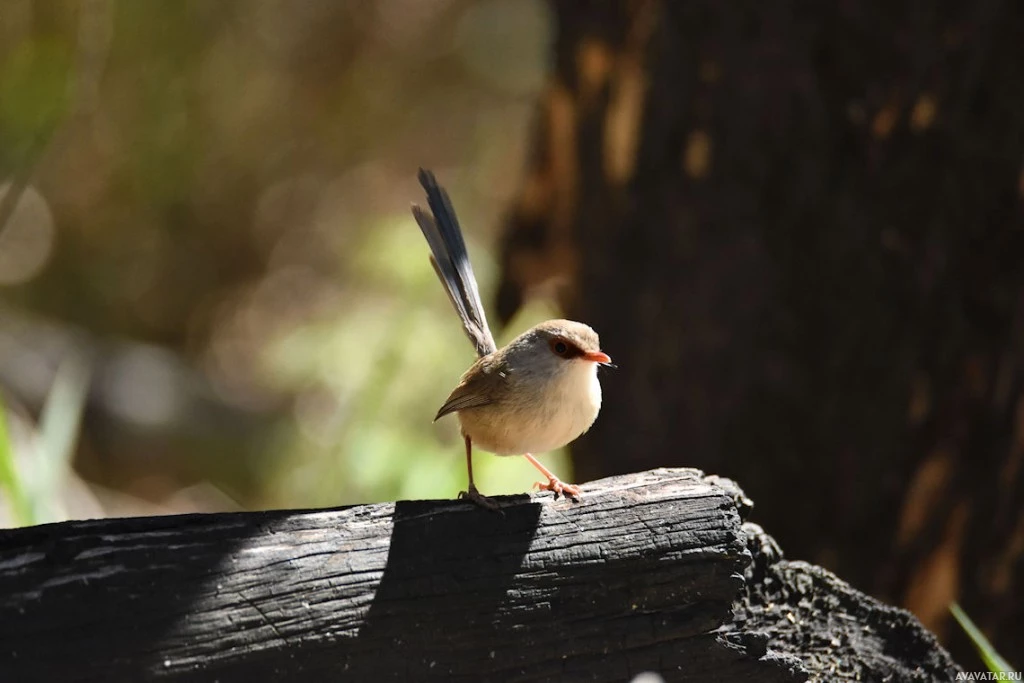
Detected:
left=0, top=398, right=34, bottom=526
left=33, top=354, right=91, bottom=523
left=950, top=602, right=1017, bottom=674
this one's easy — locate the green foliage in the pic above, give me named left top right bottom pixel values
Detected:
left=0, top=398, right=32, bottom=525
left=950, top=602, right=1018, bottom=675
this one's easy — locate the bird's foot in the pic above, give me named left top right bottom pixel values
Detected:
left=534, top=477, right=582, bottom=501
left=458, top=485, right=501, bottom=512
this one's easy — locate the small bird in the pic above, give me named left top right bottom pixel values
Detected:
left=412, top=169, right=613, bottom=508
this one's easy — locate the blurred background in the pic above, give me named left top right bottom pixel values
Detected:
left=1, top=0, right=1021, bottom=669
left=0, top=0, right=565, bottom=523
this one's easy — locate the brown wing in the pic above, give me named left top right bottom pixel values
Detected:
left=433, top=357, right=508, bottom=421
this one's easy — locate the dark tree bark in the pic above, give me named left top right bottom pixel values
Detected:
left=497, top=0, right=1024, bottom=665
left=0, top=470, right=958, bottom=682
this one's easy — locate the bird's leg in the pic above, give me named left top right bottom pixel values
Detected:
left=523, top=453, right=581, bottom=501
left=457, top=434, right=500, bottom=511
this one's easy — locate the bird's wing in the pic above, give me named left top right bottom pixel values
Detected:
left=433, top=357, right=507, bottom=421
left=412, top=169, right=497, bottom=358
left=434, top=384, right=494, bottom=421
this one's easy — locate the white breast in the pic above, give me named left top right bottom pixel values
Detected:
left=459, top=361, right=603, bottom=455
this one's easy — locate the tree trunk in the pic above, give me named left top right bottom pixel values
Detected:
left=497, top=0, right=1024, bottom=664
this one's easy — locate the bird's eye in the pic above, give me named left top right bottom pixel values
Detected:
left=553, top=340, right=568, bottom=355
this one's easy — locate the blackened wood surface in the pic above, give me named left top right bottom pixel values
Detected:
left=0, top=470, right=755, bottom=682
left=729, top=522, right=963, bottom=682
left=0, top=469, right=959, bottom=682
left=496, top=0, right=1024, bottom=662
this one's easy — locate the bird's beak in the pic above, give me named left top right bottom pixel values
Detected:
left=583, top=350, right=614, bottom=367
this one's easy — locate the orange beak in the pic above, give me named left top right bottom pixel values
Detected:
left=582, top=350, right=613, bottom=364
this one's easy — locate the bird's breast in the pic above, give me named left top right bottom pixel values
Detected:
left=458, top=363, right=602, bottom=455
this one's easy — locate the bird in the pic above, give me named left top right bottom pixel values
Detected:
left=411, top=168, right=614, bottom=508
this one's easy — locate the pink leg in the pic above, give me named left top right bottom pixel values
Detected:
left=523, top=453, right=581, bottom=500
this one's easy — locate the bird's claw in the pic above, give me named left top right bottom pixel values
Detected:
left=533, top=478, right=582, bottom=501
left=458, top=486, right=502, bottom=512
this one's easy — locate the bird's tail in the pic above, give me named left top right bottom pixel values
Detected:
left=412, top=169, right=497, bottom=358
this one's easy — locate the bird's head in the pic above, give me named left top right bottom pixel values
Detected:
left=501, top=319, right=614, bottom=381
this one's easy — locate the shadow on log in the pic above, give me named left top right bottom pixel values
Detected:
left=0, top=469, right=960, bottom=682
